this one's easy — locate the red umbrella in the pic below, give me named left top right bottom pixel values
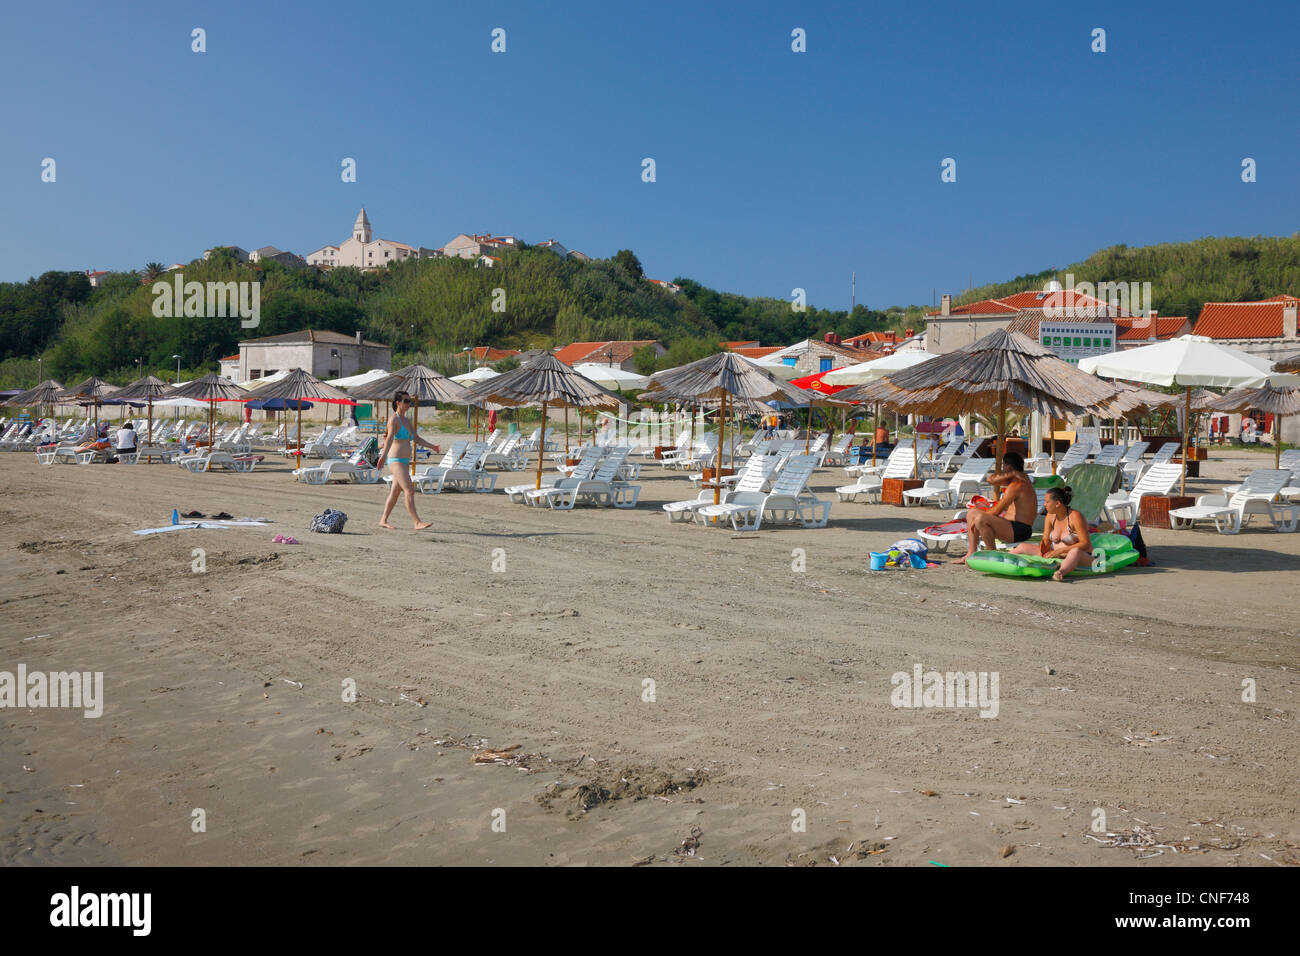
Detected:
left=790, top=368, right=853, bottom=450
left=789, top=369, right=852, bottom=395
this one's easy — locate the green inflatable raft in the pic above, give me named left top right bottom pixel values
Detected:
left=966, top=533, right=1140, bottom=578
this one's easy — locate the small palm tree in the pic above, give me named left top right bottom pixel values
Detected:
left=971, top=409, right=1023, bottom=438
left=142, top=262, right=167, bottom=282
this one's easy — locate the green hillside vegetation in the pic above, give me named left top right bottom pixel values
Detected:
left=0, top=245, right=912, bottom=387
left=5, top=234, right=1296, bottom=390
left=958, top=235, right=1300, bottom=318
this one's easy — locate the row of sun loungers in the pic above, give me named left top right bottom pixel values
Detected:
left=663, top=453, right=831, bottom=530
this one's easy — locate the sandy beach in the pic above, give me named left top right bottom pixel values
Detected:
left=2, top=443, right=1297, bottom=867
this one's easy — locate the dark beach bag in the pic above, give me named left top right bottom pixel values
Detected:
left=308, top=508, right=348, bottom=534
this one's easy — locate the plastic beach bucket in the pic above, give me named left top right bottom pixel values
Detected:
left=869, top=551, right=889, bottom=571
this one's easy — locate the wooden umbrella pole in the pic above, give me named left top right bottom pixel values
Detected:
left=1180, top=386, right=1190, bottom=497
left=714, top=391, right=726, bottom=506
left=410, top=398, right=419, bottom=477
left=1276, top=414, right=1283, bottom=470
left=1050, top=420, right=1057, bottom=475
left=871, top=402, right=879, bottom=467
left=563, top=405, right=569, bottom=455
left=913, top=415, right=919, bottom=475
left=996, top=390, right=1007, bottom=472
left=147, top=397, right=153, bottom=447
left=296, top=400, right=303, bottom=477
left=535, top=400, right=547, bottom=489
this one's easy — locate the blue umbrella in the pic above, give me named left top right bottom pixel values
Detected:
left=245, top=397, right=315, bottom=411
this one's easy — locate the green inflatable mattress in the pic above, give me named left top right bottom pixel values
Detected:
left=966, top=533, right=1140, bottom=578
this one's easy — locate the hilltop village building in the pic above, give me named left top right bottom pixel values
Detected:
left=305, top=209, right=422, bottom=269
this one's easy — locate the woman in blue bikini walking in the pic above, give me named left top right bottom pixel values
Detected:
left=377, top=391, right=438, bottom=530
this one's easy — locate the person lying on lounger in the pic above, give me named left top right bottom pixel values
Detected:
left=954, top=451, right=1037, bottom=566
left=1010, top=485, right=1092, bottom=582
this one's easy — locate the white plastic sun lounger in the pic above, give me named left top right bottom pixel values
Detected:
left=1091, top=444, right=1127, bottom=468
left=1167, top=469, right=1294, bottom=533
left=483, top=432, right=527, bottom=471
left=181, top=450, right=260, bottom=473
left=663, top=454, right=780, bottom=522
left=901, top=458, right=993, bottom=508
left=1224, top=450, right=1300, bottom=498
left=504, top=449, right=601, bottom=504
left=837, top=449, right=916, bottom=502
left=822, top=434, right=854, bottom=467
left=1031, top=442, right=1090, bottom=477
left=294, top=458, right=380, bottom=484
left=528, top=449, right=639, bottom=509
left=843, top=438, right=914, bottom=478
left=696, top=454, right=830, bottom=531
left=1104, top=462, right=1182, bottom=525
left=412, top=442, right=496, bottom=493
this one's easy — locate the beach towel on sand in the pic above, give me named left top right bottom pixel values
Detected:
left=308, top=509, right=348, bottom=534
left=922, top=518, right=968, bottom=537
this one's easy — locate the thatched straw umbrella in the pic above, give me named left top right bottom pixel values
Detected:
left=643, top=353, right=819, bottom=505
left=4, top=379, right=64, bottom=422
left=840, top=330, right=1117, bottom=473
left=345, top=367, right=405, bottom=436
left=168, top=373, right=251, bottom=447
left=1274, top=352, right=1300, bottom=374
left=1082, top=382, right=1180, bottom=466
left=356, top=366, right=474, bottom=475
left=250, top=368, right=357, bottom=470
left=467, top=354, right=624, bottom=489
left=1208, top=382, right=1300, bottom=470
left=54, top=377, right=119, bottom=434
left=110, top=375, right=175, bottom=449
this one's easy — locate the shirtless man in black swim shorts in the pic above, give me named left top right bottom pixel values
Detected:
left=954, top=450, right=1038, bottom=566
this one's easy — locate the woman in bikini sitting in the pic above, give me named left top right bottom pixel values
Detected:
left=377, top=390, right=439, bottom=531
left=955, top=451, right=1038, bottom=566
left=1011, top=485, right=1092, bottom=582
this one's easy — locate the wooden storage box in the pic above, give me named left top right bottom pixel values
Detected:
left=701, top=466, right=735, bottom=482
left=1140, top=494, right=1195, bottom=529
left=882, top=477, right=923, bottom=506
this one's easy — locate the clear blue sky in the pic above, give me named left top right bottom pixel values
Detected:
left=2, top=0, right=1297, bottom=311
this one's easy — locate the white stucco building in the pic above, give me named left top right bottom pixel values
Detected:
left=305, top=209, right=420, bottom=270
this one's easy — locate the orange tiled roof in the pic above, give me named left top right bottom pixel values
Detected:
left=929, top=297, right=1018, bottom=317
left=930, top=289, right=1134, bottom=318
left=728, top=346, right=784, bottom=359
left=844, top=331, right=897, bottom=345
left=1114, top=316, right=1189, bottom=341
left=553, top=340, right=662, bottom=366
left=722, top=340, right=760, bottom=348
left=1192, top=295, right=1299, bottom=339
left=469, top=346, right=520, bottom=361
